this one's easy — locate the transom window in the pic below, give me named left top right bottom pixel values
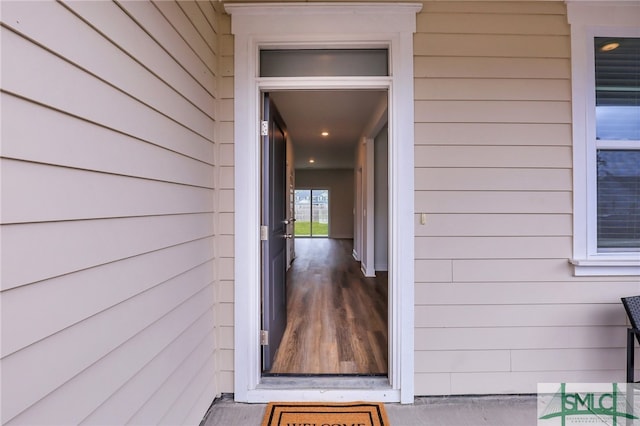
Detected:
left=260, top=49, right=389, bottom=77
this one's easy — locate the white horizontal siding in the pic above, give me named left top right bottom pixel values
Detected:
left=414, top=370, right=629, bottom=396
left=415, top=100, right=571, bottom=123
left=414, top=214, right=572, bottom=236
left=415, top=57, right=571, bottom=79
left=417, top=11, right=570, bottom=35
left=416, top=123, right=572, bottom=145
left=2, top=237, right=215, bottom=357
left=415, top=350, right=511, bottom=374
left=113, top=0, right=217, bottom=100
left=416, top=282, right=640, bottom=305
left=415, top=326, right=624, bottom=351
left=1, top=160, right=214, bottom=223
left=412, top=0, right=639, bottom=396
left=416, top=168, right=571, bottom=191
left=414, top=34, right=570, bottom=58
left=447, top=370, right=626, bottom=395
left=415, top=304, right=626, bottom=328
left=422, top=2, right=567, bottom=15
left=81, top=315, right=216, bottom=425
left=1, top=27, right=214, bottom=163
left=1, top=0, right=222, bottom=424
left=2, top=95, right=214, bottom=188
left=2, top=261, right=213, bottom=415
left=415, top=146, right=571, bottom=168
left=511, top=348, right=635, bottom=372
left=3, top=0, right=215, bottom=136
left=2, top=212, right=214, bottom=291
left=415, top=78, right=571, bottom=101
left=5, top=283, right=214, bottom=425
left=415, top=191, right=573, bottom=214
left=154, top=1, right=218, bottom=76
left=415, top=236, right=572, bottom=259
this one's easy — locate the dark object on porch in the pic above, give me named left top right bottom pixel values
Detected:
left=621, top=296, right=640, bottom=382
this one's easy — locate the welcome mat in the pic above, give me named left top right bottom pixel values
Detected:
left=261, top=402, right=390, bottom=426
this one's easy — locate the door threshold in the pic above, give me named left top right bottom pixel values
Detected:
left=258, top=375, right=391, bottom=390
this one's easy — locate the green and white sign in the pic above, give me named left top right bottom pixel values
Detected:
left=538, top=383, right=640, bottom=425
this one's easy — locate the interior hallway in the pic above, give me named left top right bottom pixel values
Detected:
left=267, top=238, right=388, bottom=375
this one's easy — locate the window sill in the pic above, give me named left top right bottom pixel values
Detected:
left=570, top=258, right=640, bottom=276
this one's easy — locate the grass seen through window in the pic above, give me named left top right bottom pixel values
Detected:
left=294, top=221, right=328, bottom=237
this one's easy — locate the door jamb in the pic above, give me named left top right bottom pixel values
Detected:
left=361, top=135, right=376, bottom=278
left=227, top=2, right=421, bottom=404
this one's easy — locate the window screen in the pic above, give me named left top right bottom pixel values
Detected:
left=260, top=49, right=389, bottom=77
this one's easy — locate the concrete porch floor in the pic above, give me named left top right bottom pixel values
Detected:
left=200, top=394, right=538, bottom=426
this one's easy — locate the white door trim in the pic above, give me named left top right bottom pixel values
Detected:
left=226, top=2, right=421, bottom=404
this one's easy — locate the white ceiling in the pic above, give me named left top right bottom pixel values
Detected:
left=269, top=90, right=388, bottom=169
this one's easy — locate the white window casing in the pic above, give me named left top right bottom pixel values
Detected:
left=566, top=1, right=640, bottom=276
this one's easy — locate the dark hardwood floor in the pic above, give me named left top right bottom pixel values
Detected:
left=268, top=238, right=388, bottom=375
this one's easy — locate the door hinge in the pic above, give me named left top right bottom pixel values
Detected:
left=260, top=330, right=269, bottom=345
left=260, top=121, right=268, bottom=136
left=260, top=225, right=269, bottom=241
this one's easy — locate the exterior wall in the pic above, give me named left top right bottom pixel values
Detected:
left=0, top=1, right=225, bottom=424
left=295, top=169, right=355, bottom=239
left=413, top=1, right=639, bottom=395
left=3, top=0, right=639, bottom=416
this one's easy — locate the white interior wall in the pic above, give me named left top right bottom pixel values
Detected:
left=354, top=141, right=365, bottom=261
left=295, top=169, right=355, bottom=239
left=374, top=124, right=389, bottom=271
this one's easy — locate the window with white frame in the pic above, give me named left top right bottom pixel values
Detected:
left=567, top=1, right=640, bottom=276
left=594, top=37, right=640, bottom=252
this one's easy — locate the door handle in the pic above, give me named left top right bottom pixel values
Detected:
left=284, top=234, right=293, bottom=239
left=283, top=218, right=297, bottom=225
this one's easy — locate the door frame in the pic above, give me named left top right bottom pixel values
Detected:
left=227, top=2, right=421, bottom=404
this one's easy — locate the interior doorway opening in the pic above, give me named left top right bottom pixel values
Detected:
left=294, top=189, right=329, bottom=237
left=261, top=89, right=389, bottom=378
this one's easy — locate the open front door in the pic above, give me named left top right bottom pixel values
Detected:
left=261, top=93, right=288, bottom=371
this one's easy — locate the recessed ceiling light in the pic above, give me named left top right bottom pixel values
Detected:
left=321, top=131, right=329, bottom=137
left=600, top=42, right=620, bottom=52
left=309, top=159, right=315, bottom=163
